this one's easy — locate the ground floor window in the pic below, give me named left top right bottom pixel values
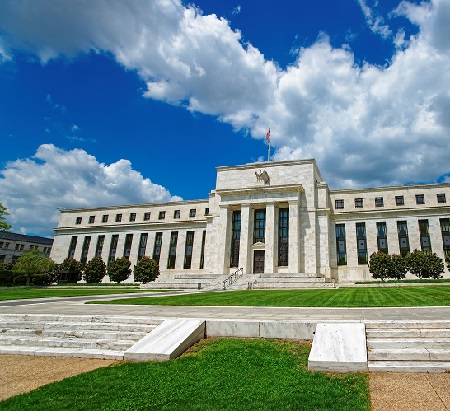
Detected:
left=184, top=231, right=195, bottom=269
left=167, top=231, right=178, bottom=269
left=278, top=208, right=288, bottom=266
left=230, top=210, right=241, bottom=268
left=335, top=224, right=347, bottom=265
left=356, top=223, right=367, bottom=264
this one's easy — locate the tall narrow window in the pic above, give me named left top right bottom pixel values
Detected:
left=108, top=235, right=119, bottom=263
left=397, top=221, right=410, bottom=257
left=419, top=220, right=432, bottom=254
left=174, top=210, right=181, bottom=219
left=81, top=236, right=91, bottom=265
left=356, top=223, right=368, bottom=264
left=95, top=235, right=105, bottom=258
left=102, top=214, right=109, bottom=223
left=115, top=213, right=122, bottom=222
left=138, top=233, right=148, bottom=260
left=278, top=208, right=289, bottom=266
left=230, top=210, right=241, bottom=268
left=129, top=213, right=136, bottom=222
left=167, top=231, right=178, bottom=269
left=68, top=236, right=77, bottom=259
left=88, top=216, right=95, bottom=224
left=253, top=209, right=266, bottom=243
left=439, top=218, right=450, bottom=259
left=199, top=230, right=206, bottom=269
left=335, top=224, right=347, bottom=265
left=152, top=233, right=163, bottom=264
left=376, top=222, right=388, bottom=253
left=123, top=234, right=133, bottom=259
left=184, top=231, right=195, bottom=269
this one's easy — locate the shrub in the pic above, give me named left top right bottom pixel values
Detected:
left=134, top=256, right=160, bottom=283
left=83, top=257, right=107, bottom=283
left=12, top=250, right=56, bottom=286
left=390, top=254, right=408, bottom=280
left=31, top=274, right=52, bottom=286
left=369, top=251, right=393, bottom=282
left=13, top=274, right=27, bottom=285
left=0, top=263, right=14, bottom=286
left=107, top=257, right=131, bottom=283
left=58, top=258, right=83, bottom=282
left=407, top=250, right=444, bottom=279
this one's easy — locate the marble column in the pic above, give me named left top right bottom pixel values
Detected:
left=288, top=200, right=300, bottom=273
left=265, top=203, right=276, bottom=273
left=239, top=204, right=252, bottom=273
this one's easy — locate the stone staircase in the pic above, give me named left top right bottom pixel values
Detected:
left=366, top=321, right=450, bottom=372
left=251, top=273, right=335, bottom=289
left=142, top=273, right=221, bottom=290
left=0, top=314, right=163, bottom=360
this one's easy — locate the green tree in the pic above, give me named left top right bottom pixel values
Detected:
left=0, top=203, right=12, bottom=231
left=391, top=254, right=408, bottom=280
left=107, top=257, right=131, bottom=283
left=407, top=249, right=444, bottom=279
left=58, top=258, right=83, bottom=282
left=12, top=250, right=55, bottom=286
left=134, top=256, right=160, bottom=283
left=83, top=257, right=106, bottom=283
left=369, top=251, right=393, bottom=282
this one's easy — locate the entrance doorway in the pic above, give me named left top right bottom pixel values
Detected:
left=253, top=250, right=265, bottom=273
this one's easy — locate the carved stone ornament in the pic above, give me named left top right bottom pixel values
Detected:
left=255, top=170, right=270, bottom=185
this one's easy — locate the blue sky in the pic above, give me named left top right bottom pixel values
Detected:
left=0, top=0, right=449, bottom=237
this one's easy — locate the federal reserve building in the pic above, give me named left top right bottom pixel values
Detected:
left=50, top=159, right=450, bottom=288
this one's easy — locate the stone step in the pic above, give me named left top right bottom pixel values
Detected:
left=0, top=335, right=136, bottom=350
left=367, top=329, right=450, bottom=339
left=365, top=321, right=450, bottom=329
left=0, top=345, right=125, bottom=360
left=174, top=274, right=220, bottom=280
left=368, top=338, right=450, bottom=350
left=255, top=277, right=329, bottom=283
left=368, top=348, right=450, bottom=361
left=258, top=273, right=324, bottom=278
left=142, top=282, right=201, bottom=289
left=253, top=282, right=335, bottom=289
left=368, top=361, right=450, bottom=373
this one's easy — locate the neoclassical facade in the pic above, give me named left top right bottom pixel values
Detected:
left=51, top=159, right=450, bottom=286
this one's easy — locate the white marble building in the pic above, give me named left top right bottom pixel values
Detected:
left=51, top=159, right=450, bottom=287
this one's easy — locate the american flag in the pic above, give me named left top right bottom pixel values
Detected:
left=265, top=128, right=270, bottom=142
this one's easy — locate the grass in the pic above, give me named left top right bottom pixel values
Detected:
left=356, top=278, right=450, bottom=284
left=54, top=282, right=141, bottom=287
left=0, top=339, right=370, bottom=411
left=89, top=286, right=450, bottom=307
left=0, top=288, right=155, bottom=301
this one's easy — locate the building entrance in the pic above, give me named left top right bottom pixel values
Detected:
left=253, top=250, right=265, bottom=273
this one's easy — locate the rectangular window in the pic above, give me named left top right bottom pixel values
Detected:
left=123, top=234, right=133, bottom=259
left=205, top=208, right=210, bottom=216
left=335, top=199, right=344, bottom=209
left=4, top=242, right=9, bottom=249
left=81, top=236, right=91, bottom=265
left=189, top=209, right=196, bottom=218
left=76, top=217, right=82, bottom=224
left=419, top=219, right=432, bottom=254
left=335, top=224, right=347, bottom=265
left=152, top=232, right=163, bottom=264
left=375, top=197, right=384, bottom=207
left=199, top=230, right=206, bottom=269
left=355, top=198, right=363, bottom=208
left=415, top=194, right=425, bottom=204
left=20, top=244, right=24, bottom=250
left=184, top=231, right=195, bottom=269
left=396, top=196, right=404, bottom=206
left=88, top=216, right=95, bottom=224
left=68, top=236, right=77, bottom=259
left=356, top=223, right=368, bottom=264
left=102, top=214, right=109, bottom=223
left=376, top=222, right=388, bottom=253
left=108, top=235, right=119, bottom=263
left=95, top=235, right=105, bottom=258
left=278, top=208, right=289, bottom=266
left=397, top=221, right=410, bottom=257
left=230, top=210, right=241, bottom=268
left=158, top=211, right=166, bottom=220
left=115, top=213, right=122, bottom=222
left=167, top=231, right=178, bottom=269
left=129, top=213, right=136, bottom=222
left=0, top=242, right=3, bottom=249
left=439, top=218, right=450, bottom=260
left=438, top=194, right=446, bottom=203
left=143, top=212, right=151, bottom=221
left=174, top=210, right=181, bottom=219
left=253, top=209, right=266, bottom=243
left=138, top=233, right=148, bottom=261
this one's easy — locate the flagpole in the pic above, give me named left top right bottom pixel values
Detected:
left=267, top=139, right=270, bottom=162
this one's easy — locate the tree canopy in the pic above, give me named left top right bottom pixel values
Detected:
left=0, top=203, right=12, bottom=231
left=12, top=250, right=55, bottom=286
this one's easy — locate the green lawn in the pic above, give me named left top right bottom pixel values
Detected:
left=0, top=339, right=369, bottom=411
left=89, top=286, right=450, bottom=307
left=0, top=288, right=154, bottom=301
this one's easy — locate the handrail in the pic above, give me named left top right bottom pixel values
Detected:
left=223, top=268, right=244, bottom=290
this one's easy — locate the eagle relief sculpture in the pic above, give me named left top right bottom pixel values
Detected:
left=255, top=170, right=270, bottom=185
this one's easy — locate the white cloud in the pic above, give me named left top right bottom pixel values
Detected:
left=0, top=144, right=181, bottom=236
left=0, top=0, right=449, bottom=192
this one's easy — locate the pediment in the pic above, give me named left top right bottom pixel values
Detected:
left=252, top=241, right=266, bottom=249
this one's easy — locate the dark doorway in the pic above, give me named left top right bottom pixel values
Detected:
left=253, top=250, right=265, bottom=273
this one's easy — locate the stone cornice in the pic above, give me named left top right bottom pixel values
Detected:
left=331, top=206, right=450, bottom=221
left=216, top=184, right=304, bottom=198
left=330, top=182, right=450, bottom=196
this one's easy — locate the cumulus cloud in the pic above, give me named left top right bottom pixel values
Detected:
left=0, top=144, right=181, bottom=236
left=0, top=0, right=449, bottom=191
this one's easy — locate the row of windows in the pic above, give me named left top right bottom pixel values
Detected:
left=335, top=193, right=446, bottom=210
left=70, top=231, right=207, bottom=270
left=75, top=208, right=211, bottom=225
left=0, top=242, right=51, bottom=253
left=335, top=218, right=450, bottom=266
